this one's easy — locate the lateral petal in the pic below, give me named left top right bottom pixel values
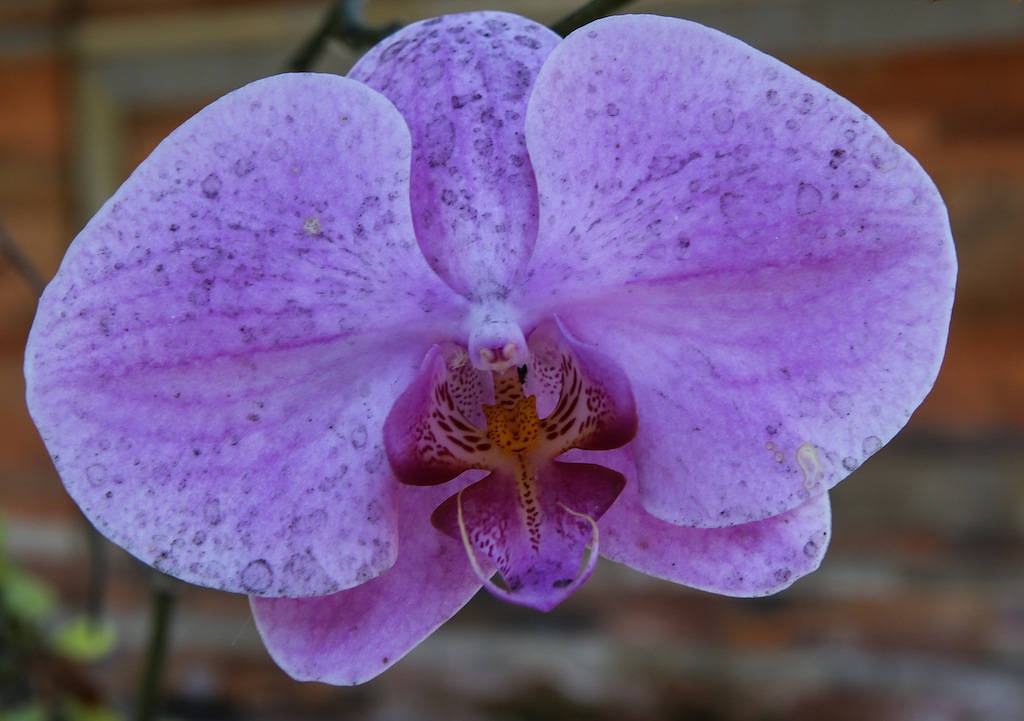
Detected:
left=521, top=16, right=955, bottom=527
left=25, top=74, right=462, bottom=596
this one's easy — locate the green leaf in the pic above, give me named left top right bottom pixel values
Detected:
left=2, top=568, right=57, bottom=623
left=0, top=515, right=8, bottom=560
left=54, top=615, right=118, bottom=662
left=60, top=697, right=122, bottom=721
left=0, top=703, right=48, bottom=721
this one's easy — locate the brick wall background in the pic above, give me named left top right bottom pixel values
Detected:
left=2, top=1, right=1024, bottom=719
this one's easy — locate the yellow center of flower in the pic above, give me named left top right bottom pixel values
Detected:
left=477, top=370, right=544, bottom=550
left=482, top=396, right=540, bottom=456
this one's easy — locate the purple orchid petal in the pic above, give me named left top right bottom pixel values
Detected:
left=527, top=318, right=637, bottom=451
left=432, top=462, right=624, bottom=611
left=251, top=480, right=482, bottom=684
left=384, top=343, right=494, bottom=487
left=594, top=448, right=830, bottom=596
left=25, top=73, right=464, bottom=596
left=349, top=12, right=559, bottom=299
left=519, top=16, right=956, bottom=527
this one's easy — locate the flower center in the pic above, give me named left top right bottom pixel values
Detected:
left=468, top=302, right=529, bottom=372
left=383, top=318, right=638, bottom=609
left=482, top=368, right=541, bottom=456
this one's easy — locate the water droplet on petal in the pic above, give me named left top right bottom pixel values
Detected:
left=233, top=158, right=255, bottom=177
left=203, top=497, right=223, bottom=526
left=796, top=182, right=822, bottom=216
left=797, top=93, right=815, bottom=115
left=719, top=191, right=743, bottom=219
left=868, top=135, right=900, bottom=172
left=862, top=435, right=883, bottom=457
left=797, top=443, right=824, bottom=489
left=712, top=106, right=734, bottom=133
left=828, top=392, right=853, bottom=418
left=86, top=463, right=107, bottom=487
left=351, top=425, right=368, bottom=449
left=200, top=173, right=221, bottom=199
left=241, top=559, right=273, bottom=594
left=647, top=242, right=667, bottom=260
left=268, top=138, right=288, bottom=161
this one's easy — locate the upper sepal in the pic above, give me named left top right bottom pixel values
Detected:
left=350, top=12, right=560, bottom=299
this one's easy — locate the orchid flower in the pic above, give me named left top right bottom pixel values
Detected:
left=25, top=12, right=956, bottom=684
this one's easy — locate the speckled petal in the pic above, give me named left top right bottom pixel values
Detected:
left=251, top=481, right=482, bottom=685
left=384, top=344, right=491, bottom=487
left=432, top=462, right=624, bottom=611
left=25, top=73, right=464, bottom=596
left=594, top=448, right=831, bottom=596
left=520, top=16, right=956, bottom=527
left=526, top=317, right=638, bottom=452
left=349, top=12, right=560, bottom=299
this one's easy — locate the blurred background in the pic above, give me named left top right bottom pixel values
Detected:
left=1, top=0, right=1023, bottom=719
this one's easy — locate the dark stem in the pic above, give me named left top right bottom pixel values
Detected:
left=287, top=0, right=401, bottom=72
left=550, top=0, right=639, bottom=37
left=135, top=575, right=176, bottom=721
left=0, top=220, right=47, bottom=298
left=84, top=521, right=108, bottom=624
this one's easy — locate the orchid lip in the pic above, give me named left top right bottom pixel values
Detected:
left=384, top=317, right=638, bottom=610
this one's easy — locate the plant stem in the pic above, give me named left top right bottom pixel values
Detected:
left=85, top=521, right=108, bottom=624
left=550, top=0, right=639, bottom=37
left=287, top=0, right=640, bottom=71
left=287, top=0, right=401, bottom=72
left=135, top=575, right=175, bottom=721
left=0, top=220, right=46, bottom=297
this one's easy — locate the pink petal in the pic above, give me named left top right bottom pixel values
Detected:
left=519, top=16, right=956, bottom=527
left=384, top=344, right=493, bottom=487
left=527, top=318, right=637, bottom=451
left=25, top=74, right=463, bottom=596
left=594, top=450, right=831, bottom=596
left=251, top=481, right=482, bottom=685
left=432, top=462, right=624, bottom=611
left=349, top=12, right=559, bottom=298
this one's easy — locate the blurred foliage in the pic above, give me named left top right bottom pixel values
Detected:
left=0, top=517, right=120, bottom=721
left=53, top=620, right=117, bottom=666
